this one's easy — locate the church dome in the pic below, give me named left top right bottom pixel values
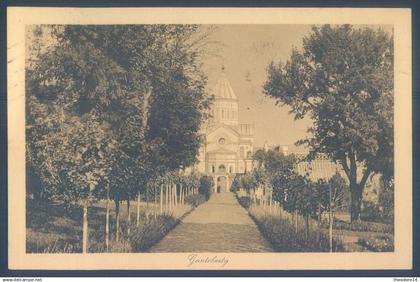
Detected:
left=214, top=71, right=238, bottom=100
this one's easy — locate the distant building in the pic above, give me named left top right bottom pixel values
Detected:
left=269, top=145, right=382, bottom=203
left=196, top=69, right=254, bottom=193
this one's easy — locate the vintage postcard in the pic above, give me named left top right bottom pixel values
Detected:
left=7, top=7, right=412, bottom=270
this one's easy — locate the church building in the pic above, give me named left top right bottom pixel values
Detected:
left=196, top=69, right=254, bottom=193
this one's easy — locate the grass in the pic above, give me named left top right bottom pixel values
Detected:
left=26, top=198, right=191, bottom=253
left=320, top=218, right=393, bottom=234
left=236, top=195, right=393, bottom=252
left=357, top=234, right=394, bottom=252
left=236, top=196, right=252, bottom=209
left=248, top=205, right=344, bottom=252
left=184, top=194, right=207, bottom=207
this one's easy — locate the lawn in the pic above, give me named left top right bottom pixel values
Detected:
left=237, top=195, right=394, bottom=252
left=26, top=198, right=191, bottom=253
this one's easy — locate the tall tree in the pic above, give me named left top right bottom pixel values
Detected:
left=264, top=25, right=393, bottom=221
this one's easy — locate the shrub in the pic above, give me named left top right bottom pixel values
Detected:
left=323, top=218, right=393, bottom=234
left=184, top=194, right=206, bottom=207
left=361, top=200, right=393, bottom=225
left=357, top=235, right=394, bottom=252
left=230, top=177, right=240, bottom=193
left=198, top=175, right=214, bottom=200
left=237, top=196, right=252, bottom=209
left=128, top=214, right=179, bottom=252
left=249, top=206, right=344, bottom=252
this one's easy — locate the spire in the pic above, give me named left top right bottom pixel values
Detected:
left=214, top=67, right=238, bottom=100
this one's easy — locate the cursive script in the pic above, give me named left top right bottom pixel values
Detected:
left=187, top=254, right=229, bottom=267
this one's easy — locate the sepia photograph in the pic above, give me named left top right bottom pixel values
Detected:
left=7, top=7, right=412, bottom=270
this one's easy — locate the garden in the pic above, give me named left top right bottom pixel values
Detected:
left=233, top=148, right=394, bottom=252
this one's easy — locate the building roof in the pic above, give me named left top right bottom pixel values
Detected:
left=214, top=71, right=238, bottom=100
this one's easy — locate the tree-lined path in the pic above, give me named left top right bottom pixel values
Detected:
left=149, top=192, right=273, bottom=252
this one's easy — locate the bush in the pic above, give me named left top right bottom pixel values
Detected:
left=237, top=196, right=252, bottom=209
left=185, top=194, right=206, bottom=207
left=198, top=175, right=214, bottom=200
left=249, top=206, right=344, bottom=252
left=129, top=214, right=179, bottom=252
left=320, top=218, right=393, bottom=234
left=358, top=235, right=394, bottom=252
left=361, top=200, right=393, bottom=225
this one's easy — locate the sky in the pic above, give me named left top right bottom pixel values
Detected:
left=201, top=25, right=315, bottom=148
left=200, top=24, right=392, bottom=149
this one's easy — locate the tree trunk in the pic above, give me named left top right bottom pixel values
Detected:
left=329, top=184, right=334, bottom=252
left=350, top=183, right=363, bottom=222
left=105, top=195, right=110, bottom=251
left=165, top=184, right=168, bottom=213
left=341, top=155, right=371, bottom=222
left=174, top=184, right=178, bottom=207
left=169, top=183, right=172, bottom=211
left=154, top=185, right=157, bottom=215
left=305, top=215, right=310, bottom=238
left=136, top=193, right=141, bottom=227
left=294, top=209, right=298, bottom=233
left=180, top=184, right=183, bottom=205
left=127, top=199, right=131, bottom=236
left=82, top=200, right=89, bottom=254
left=146, top=186, right=149, bottom=217
left=115, top=199, right=120, bottom=242
left=160, top=184, right=163, bottom=214
left=329, top=207, right=333, bottom=252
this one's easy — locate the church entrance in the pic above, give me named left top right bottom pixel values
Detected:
left=216, top=176, right=228, bottom=193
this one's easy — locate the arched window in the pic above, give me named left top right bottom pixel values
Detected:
left=219, top=164, right=226, bottom=173
left=247, top=151, right=252, bottom=158
left=212, top=165, right=215, bottom=173
left=229, top=166, right=233, bottom=173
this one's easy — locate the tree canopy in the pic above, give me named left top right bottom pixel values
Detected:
left=26, top=25, right=212, bottom=203
left=263, top=25, right=393, bottom=221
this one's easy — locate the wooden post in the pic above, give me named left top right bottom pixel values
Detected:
left=105, top=188, right=110, bottom=252
left=295, top=209, right=298, bottom=233
left=174, top=184, right=178, bottom=207
left=154, top=184, right=157, bottom=215
left=180, top=183, right=183, bottom=205
left=127, top=199, right=131, bottom=236
left=165, top=184, right=168, bottom=213
left=329, top=185, right=333, bottom=252
left=136, top=193, right=141, bottom=227
left=115, top=199, right=120, bottom=242
left=82, top=200, right=89, bottom=254
left=160, top=184, right=163, bottom=214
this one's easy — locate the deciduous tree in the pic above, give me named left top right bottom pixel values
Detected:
left=264, top=25, right=393, bottom=221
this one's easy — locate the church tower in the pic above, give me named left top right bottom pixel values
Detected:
left=196, top=67, right=254, bottom=193
left=210, top=67, right=239, bottom=126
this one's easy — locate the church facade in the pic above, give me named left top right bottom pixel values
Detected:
left=196, top=71, right=254, bottom=193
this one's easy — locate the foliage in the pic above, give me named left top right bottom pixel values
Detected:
left=230, top=176, right=241, bottom=192
left=128, top=215, right=179, bottom=252
left=26, top=198, right=183, bottom=253
left=357, top=235, right=394, bottom=252
left=320, top=218, right=393, bottom=234
left=26, top=25, right=212, bottom=205
left=198, top=175, right=214, bottom=200
left=263, top=25, right=393, bottom=221
left=313, top=173, right=349, bottom=217
left=236, top=196, right=252, bottom=209
left=378, top=176, right=394, bottom=223
left=361, top=200, right=393, bottom=225
left=184, top=194, right=207, bottom=207
left=249, top=206, right=344, bottom=252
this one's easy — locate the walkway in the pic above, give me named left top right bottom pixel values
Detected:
left=149, top=192, right=273, bottom=252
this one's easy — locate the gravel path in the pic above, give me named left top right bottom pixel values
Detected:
left=149, top=192, right=273, bottom=252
